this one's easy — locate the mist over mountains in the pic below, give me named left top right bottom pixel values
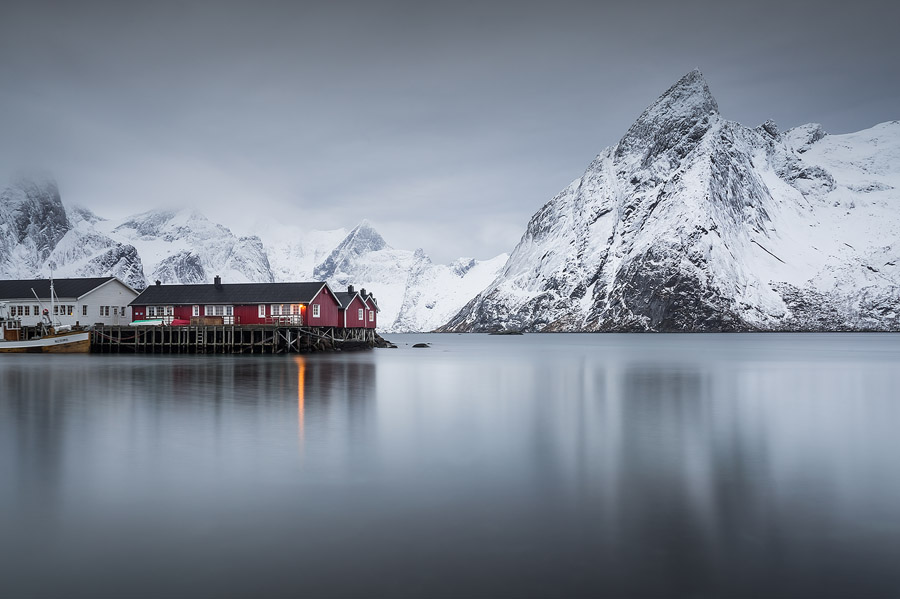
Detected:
left=0, top=177, right=506, bottom=332
left=3, top=70, right=898, bottom=332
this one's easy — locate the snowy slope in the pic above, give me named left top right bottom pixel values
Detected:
left=441, top=70, right=900, bottom=332
left=102, top=209, right=275, bottom=285
left=313, top=222, right=508, bottom=332
left=0, top=179, right=507, bottom=331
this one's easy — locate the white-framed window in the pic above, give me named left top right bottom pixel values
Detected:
left=291, top=304, right=300, bottom=315
left=204, top=305, right=233, bottom=317
left=33, top=305, right=39, bottom=315
left=82, top=305, right=88, bottom=316
left=369, top=310, right=374, bottom=320
left=113, top=306, right=118, bottom=316
left=312, top=304, right=320, bottom=318
left=121, top=306, right=126, bottom=316
left=258, top=304, right=265, bottom=318
left=23, top=305, right=30, bottom=316
left=193, top=305, right=200, bottom=317
left=101, top=306, right=110, bottom=317
left=270, top=304, right=281, bottom=316
left=358, top=308, right=364, bottom=320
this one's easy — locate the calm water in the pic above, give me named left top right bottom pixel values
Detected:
left=1, top=334, right=900, bottom=598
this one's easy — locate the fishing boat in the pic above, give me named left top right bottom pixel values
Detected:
left=0, top=279, right=91, bottom=353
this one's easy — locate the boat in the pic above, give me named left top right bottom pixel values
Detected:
left=0, top=279, right=91, bottom=353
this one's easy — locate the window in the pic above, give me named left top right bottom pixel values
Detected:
left=291, top=304, right=300, bottom=315
left=358, top=308, right=364, bottom=320
left=68, top=305, right=74, bottom=316
left=369, top=310, right=374, bottom=320
left=204, top=305, right=232, bottom=317
left=121, top=306, right=126, bottom=315
left=113, top=306, right=118, bottom=316
left=312, top=304, right=320, bottom=318
left=23, top=305, right=30, bottom=316
left=193, top=305, right=200, bottom=317
left=82, top=305, right=88, bottom=316
left=100, top=306, right=110, bottom=317
left=271, top=304, right=293, bottom=316
left=258, top=304, right=265, bottom=318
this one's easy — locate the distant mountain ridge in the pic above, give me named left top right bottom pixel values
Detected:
left=0, top=180, right=507, bottom=332
left=440, top=69, right=900, bottom=332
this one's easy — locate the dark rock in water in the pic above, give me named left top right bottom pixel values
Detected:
left=374, top=333, right=397, bottom=348
left=412, top=343, right=430, bottom=348
left=489, top=330, right=524, bottom=335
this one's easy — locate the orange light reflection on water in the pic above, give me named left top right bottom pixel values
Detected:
left=294, top=355, right=306, bottom=443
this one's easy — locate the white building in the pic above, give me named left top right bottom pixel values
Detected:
left=0, top=277, right=140, bottom=327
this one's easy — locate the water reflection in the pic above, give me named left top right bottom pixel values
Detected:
left=1, top=335, right=899, bottom=597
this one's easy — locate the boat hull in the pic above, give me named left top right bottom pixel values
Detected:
left=0, top=331, right=91, bottom=353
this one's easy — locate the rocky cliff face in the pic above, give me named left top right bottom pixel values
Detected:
left=0, top=174, right=70, bottom=275
left=441, top=70, right=900, bottom=332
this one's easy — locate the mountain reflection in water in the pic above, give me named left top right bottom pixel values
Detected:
left=1, top=334, right=899, bottom=598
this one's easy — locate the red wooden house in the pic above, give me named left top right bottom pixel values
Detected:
left=335, top=286, right=368, bottom=328
left=361, top=289, right=378, bottom=329
left=130, top=277, right=344, bottom=327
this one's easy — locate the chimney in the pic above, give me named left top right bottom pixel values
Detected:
left=360, top=288, right=367, bottom=298
left=155, top=280, right=161, bottom=286
left=347, top=284, right=355, bottom=294
left=214, top=275, right=222, bottom=289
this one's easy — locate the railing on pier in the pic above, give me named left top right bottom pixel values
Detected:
left=90, top=324, right=375, bottom=354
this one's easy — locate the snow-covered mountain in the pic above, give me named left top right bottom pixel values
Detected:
left=440, top=70, right=900, bottom=332
left=105, top=209, right=274, bottom=286
left=0, top=179, right=507, bottom=331
left=0, top=175, right=147, bottom=289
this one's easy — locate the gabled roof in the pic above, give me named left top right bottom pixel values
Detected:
left=362, top=294, right=380, bottom=311
left=0, top=277, right=129, bottom=300
left=130, top=281, right=339, bottom=306
left=334, top=291, right=363, bottom=309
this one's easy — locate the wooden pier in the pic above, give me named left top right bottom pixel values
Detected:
left=90, top=325, right=376, bottom=354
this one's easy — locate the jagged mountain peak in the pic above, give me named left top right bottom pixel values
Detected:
left=651, top=68, right=718, bottom=118
left=336, top=220, right=389, bottom=255
left=313, top=221, right=389, bottom=280
left=618, top=68, right=719, bottom=157
left=441, top=72, right=900, bottom=333
left=347, top=219, right=388, bottom=250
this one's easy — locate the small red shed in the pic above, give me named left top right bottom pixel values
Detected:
left=360, top=289, right=378, bottom=329
left=335, top=285, right=368, bottom=328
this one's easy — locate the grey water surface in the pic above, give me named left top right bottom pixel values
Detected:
left=1, top=334, right=899, bottom=598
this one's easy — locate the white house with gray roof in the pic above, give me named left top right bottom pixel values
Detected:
left=0, top=277, right=139, bottom=327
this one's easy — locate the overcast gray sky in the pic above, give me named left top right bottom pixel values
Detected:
left=2, top=0, right=898, bottom=262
